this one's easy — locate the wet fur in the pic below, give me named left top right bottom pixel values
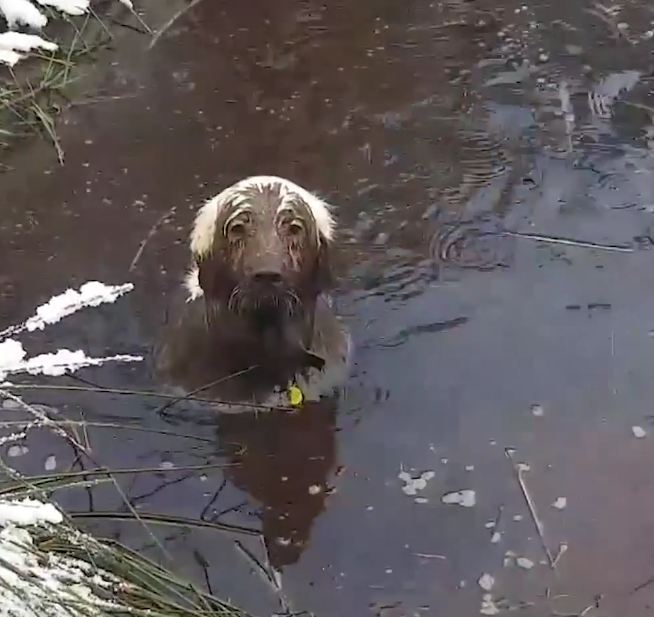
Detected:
left=156, top=176, right=351, bottom=406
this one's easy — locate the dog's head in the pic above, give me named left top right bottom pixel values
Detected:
left=185, top=176, right=335, bottom=323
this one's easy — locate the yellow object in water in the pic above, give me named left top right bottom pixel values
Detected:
left=288, top=384, right=304, bottom=407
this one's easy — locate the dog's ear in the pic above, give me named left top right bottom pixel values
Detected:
left=196, top=258, right=211, bottom=296
left=314, top=236, right=334, bottom=293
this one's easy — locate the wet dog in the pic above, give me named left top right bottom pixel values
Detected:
left=155, top=176, right=351, bottom=406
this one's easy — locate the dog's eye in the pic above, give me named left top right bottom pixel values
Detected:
left=287, top=221, right=304, bottom=237
left=228, top=222, right=246, bottom=240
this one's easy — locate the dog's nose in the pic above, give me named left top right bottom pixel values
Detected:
left=252, top=270, right=283, bottom=285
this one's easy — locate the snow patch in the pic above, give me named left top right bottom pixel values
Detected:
left=551, top=497, right=567, bottom=510
left=632, top=425, right=647, bottom=439
left=478, top=573, right=495, bottom=591
left=24, top=281, right=133, bottom=333
left=516, top=557, right=534, bottom=570
left=399, top=470, right=435, bottom=496
left=36, top=0, right=89, bottom=15
left=480, top=594, right=501, bottom=615
left=0, top=31, right=56, bottom=65
left=0, top=498, right=63, bottom=526
left=0, top=348, right=142, bottom=380
left=442, top=489, right=476, bottom=507
left=0, top=0, right=47, bottom=29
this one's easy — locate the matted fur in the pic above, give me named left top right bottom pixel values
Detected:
left=189, top=176, right=335, bottom=262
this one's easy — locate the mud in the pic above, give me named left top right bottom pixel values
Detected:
left=3, top=0, right=654, bottom=615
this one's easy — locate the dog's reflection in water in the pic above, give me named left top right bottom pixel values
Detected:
left=216, top=402, right=337, bottom=568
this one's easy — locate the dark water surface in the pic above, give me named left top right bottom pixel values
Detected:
left=4, top=0, right=654, bottom=615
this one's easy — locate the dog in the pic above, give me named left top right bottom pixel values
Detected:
left=155, top=175, right=351, bottom=407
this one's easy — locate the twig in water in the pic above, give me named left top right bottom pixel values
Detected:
left=503, top=230, right=634, bottom=253
left=414, top=553, right=447, bottom=560
left=491, top=503, right=504, bottom=539
left=633, top=574, right=654, bottom=594
left=129, top=206, right=176, bottom=271
left=148, top=0, right=207, bottom=50
left=505, top=449, right=555, bottom=568
left=7, top=382, right=295, bottom=412
left=234, top=538, right=290, bottom=613
left=154, top=365, right=258, bottom=415
left=0, top=462, right=236, bottom=495
left=70, top=510, right=260, bottom=536
left=552, top=542, right=568, bottom=568
left=117, top=1, right=153, bottom=34
left=30, top=102, right=64, bottom=164
left=0, top=388, right=88, bottom=455
left=234, top=539, right=281, bottom=592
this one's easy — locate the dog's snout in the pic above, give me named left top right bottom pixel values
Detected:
left=252, top=270, right=284, bottom=285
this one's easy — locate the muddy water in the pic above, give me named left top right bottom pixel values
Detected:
left=4, top=0, right=654, bottom=615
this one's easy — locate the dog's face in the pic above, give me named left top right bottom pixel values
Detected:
left=190, top=177, right=334, bottom=322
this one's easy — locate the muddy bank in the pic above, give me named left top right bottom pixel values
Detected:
left=3, top=0, right=654, bottom=615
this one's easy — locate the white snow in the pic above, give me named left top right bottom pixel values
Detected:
left=516, top=557, right=534, bottom=570
left=7, top=444, right=29, bottom=457
left=0, top=339, right=26, bottom=370
left=0, top=348, right=142, bottom=380
left=44, top=454, right=57, bottom=471
left=0, top=512, right=121, bottom=616
left=36, top=0, right=89, bottom=15
left=441, top=489, right=476, bottom=507
left=0, top=31, right=55, bottom=51
left=551, top=497, right=567, bottom=510
left=399, top=470, right=435, bottom=496
left=632, top=425, right=647, bottom=439
left=0, top=47, right=20, bottom=64
left=480, top=594, right=501, bottom=615
left=0, top=282, right=140, bottom=381
left=0, top=31, right=56, bottom=65
left=0, top=0, right=100, bottom=30
left=23, top=281, right=134, bottom=333
left=0, top=498, right=63, bottom=526
left=0, top=0, right=47, bottom=29
left=478, top=573, right=495, bottom=591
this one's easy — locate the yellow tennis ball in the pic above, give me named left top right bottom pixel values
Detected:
left=288, top=384, right=304, bottom=407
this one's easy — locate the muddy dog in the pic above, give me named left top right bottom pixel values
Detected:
left=155, top=176, right=351, bottom=406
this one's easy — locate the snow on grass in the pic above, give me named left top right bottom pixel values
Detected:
left=0, top=281, right=141, bottom=382
left=0, top=31, right=56, bottom=66
left=0, top=0, right=138, bottom=65
left=35, top=0, right=89, bottom=16
left=0, top=497, right=123, bottom=617
left=1, top=345, right=142, bottom=380
left=0, top=497, right=63, bottom=525
left=0, top=0, right=47, bottom=29
left=0, top=338, right=26, bottom=370
left=1, top=281, right=134, bottom=339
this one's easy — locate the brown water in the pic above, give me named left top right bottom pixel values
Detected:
left=4, top=0, right=654, bottom=615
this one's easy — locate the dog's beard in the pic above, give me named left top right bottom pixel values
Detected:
left=225, top=284, right=302, bottom=321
